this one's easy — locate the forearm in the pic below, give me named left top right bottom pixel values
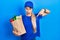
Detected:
left=37, top=9, right=50, bottom=16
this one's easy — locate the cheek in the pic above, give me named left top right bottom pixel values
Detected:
left=25, top=9, right=32, bottom=13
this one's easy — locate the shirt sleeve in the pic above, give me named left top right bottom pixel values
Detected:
left=35, top=13, right=43, bottom=19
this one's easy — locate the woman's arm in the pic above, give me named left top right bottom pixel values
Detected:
left=37, top=9, right=50, bottom=17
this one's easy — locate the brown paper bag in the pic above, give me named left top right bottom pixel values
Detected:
left=11, top=15, right=26, bottom=36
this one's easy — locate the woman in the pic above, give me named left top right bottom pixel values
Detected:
left=12, top=1, right=50, bottom=40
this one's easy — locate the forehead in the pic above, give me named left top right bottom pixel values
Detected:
left=25, top=7, right=32, bottom=9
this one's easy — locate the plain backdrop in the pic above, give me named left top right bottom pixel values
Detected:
left=0, top=0, right=60, bottom=40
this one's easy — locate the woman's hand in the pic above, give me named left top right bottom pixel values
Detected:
left=13, top=28, right=20, bottom=36
left=37, top=9, right=50, bottom=16
left=13, top=30, right=21, bottom=36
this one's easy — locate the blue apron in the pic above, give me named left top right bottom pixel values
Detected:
left=21, top=15, right=42, bottom=40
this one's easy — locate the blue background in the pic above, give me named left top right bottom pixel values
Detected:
left=0, top=0, right=60, bottom=40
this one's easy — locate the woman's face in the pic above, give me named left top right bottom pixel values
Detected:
left=25, top=7, right=32, bottom=14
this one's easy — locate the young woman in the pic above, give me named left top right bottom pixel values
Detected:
left=12, top=1, right=50, bottom=40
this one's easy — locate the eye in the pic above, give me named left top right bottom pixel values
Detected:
left=25, top=7, right=31, bottom=10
